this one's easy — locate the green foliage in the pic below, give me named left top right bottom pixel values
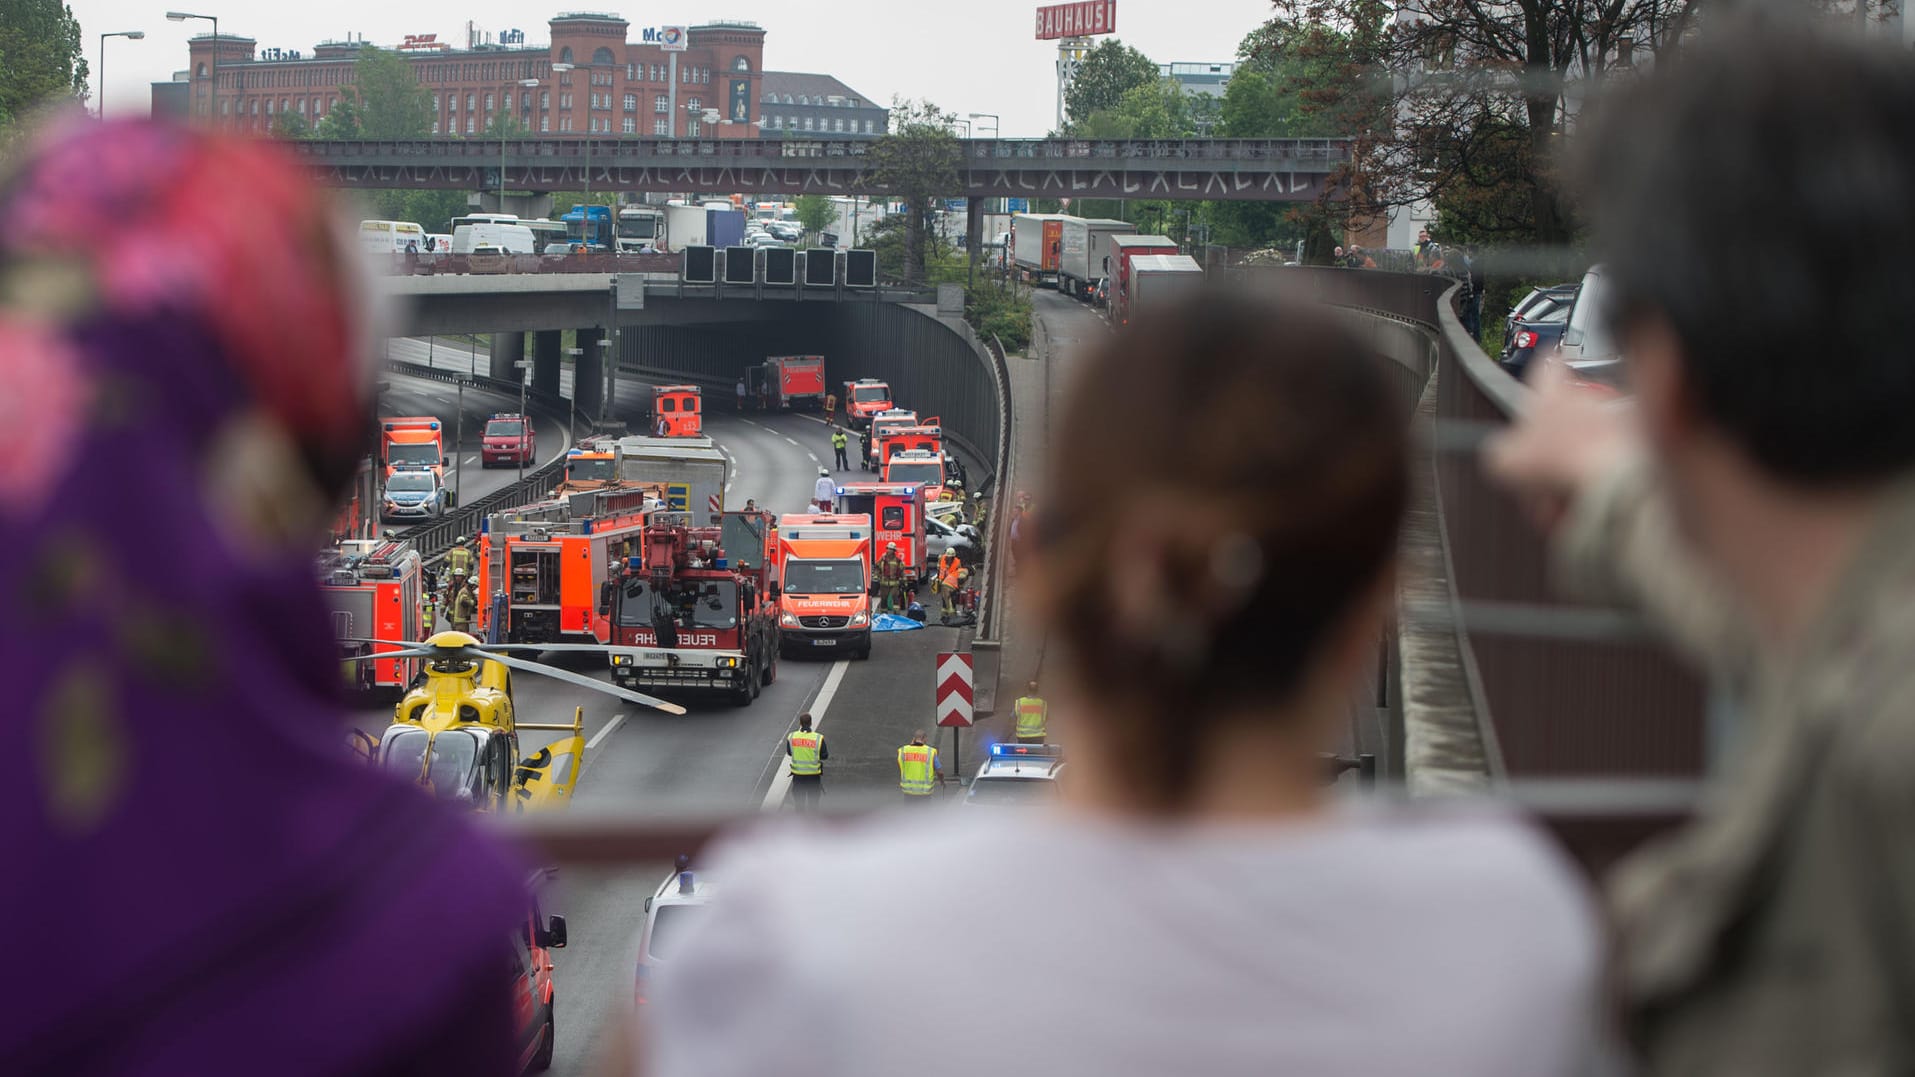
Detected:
left=269, top=112, right=311, bottom=140
left=0, top=0, right=87, bottom=136
left=353, top=45, right=432, bottom=139
left=481, top=112, right=526, bottom=137
left=1063, top=39, right=1160, bottom=126
left=966, top=282, right=1032, bottom=352
left=867, top=98, right=961, bottom=285
left=793, top=195, right=834, bottom=239
left=312, top=96, right=362, bottom=139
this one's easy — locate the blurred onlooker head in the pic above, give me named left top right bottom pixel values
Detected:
left=1032, top=287, right=1408, bottom=810
left=1576, top=16, right=1915, bottom=485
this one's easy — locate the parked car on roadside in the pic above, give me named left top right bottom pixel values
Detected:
left=1499, top=304, right=1573, bottom=381
left=1504, top=282, right=1579, bottom=341
left=1554, top=266, right=1625, bottom=391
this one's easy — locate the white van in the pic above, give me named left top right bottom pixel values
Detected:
left=360, top=219, right=427, bottom=254
left=424, top=233, right=453, bottom=254
left=451, top=222, right=537, bottom=255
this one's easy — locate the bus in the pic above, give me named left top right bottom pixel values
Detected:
left=359, top=219, right=427, bottom=254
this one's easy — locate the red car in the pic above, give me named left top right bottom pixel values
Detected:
left=483, top=413, right=535, bottom=468
left=512, top=877, right=568, bottom=1073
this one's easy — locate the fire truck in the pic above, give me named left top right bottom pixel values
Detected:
left=604, top=510, right=779, bottom=705
left=556, top=436, right=621, bottom=494
left=748, top=355, right=827, bottom=410
left=835, top=482, right=929, bottom=582
left=476, top=487, right=656, bottom=646
left=317, top=538, right=427, bottom=693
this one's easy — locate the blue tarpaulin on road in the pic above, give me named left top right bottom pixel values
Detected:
left=872, top=613, right=924, bottom=632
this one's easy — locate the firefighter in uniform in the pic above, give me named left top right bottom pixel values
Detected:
left=935, top=549, right=963, bottom=619
left=897, top=730, right=944, bottom=800
left=445, top=536, right=473, bottom=596
left=449, top=581, right=478, bottom=635
left=785, top=712, right=827, bottom=814
left=823, top=391, right=838, bottom=425
left=877, top=543, right=906, bottom=613
left=831, top=427, right=849, bottom=471
left=1014, top=681, right=1048, bottom=744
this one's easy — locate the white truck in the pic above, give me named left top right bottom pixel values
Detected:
left=614, top=435, right=730, bottom=521
left=1009, top=213, right=1069, bottom=285
left=663, top=203, right=711, bottom=251
left=1058, top=217, right=1135, bottom=300
left=1125, top=254, right=1206, bottom=326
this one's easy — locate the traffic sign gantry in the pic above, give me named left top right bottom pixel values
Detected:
left=936, top=651, right=974, bottom=728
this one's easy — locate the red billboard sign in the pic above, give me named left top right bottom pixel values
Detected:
left=1035, top=0, right=1116, bottom=40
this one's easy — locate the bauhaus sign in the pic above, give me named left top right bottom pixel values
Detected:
left=1035, top=0, right=1115, bottom=40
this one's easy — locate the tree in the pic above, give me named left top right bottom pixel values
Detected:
left=0, top=0, right=87, bottom=137
left=867, top=97, right=960, bottom=285
left=1063, top=39, right=1160, bottom=127
left=312, top=96, right=363, bottom=139
left=352, top=45, right=432, bottom=139
left=269, top=112, right=311, bottom=140
left=793, top=194, right=834, bottom=241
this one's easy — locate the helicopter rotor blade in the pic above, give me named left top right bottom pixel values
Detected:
left=340, top=637, right=436, bottom=650
left=340, top=647, right=441, bottom=662
left=467, top=642, right=642, bottom=655
left=458, top=648, right=688, bottom=716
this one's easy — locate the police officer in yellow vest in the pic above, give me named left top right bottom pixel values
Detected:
left=445, top=536, right=474, bottom=595
left=785, top=712, right=828, bottom=813
left=897, top=729, right=944, bottom=799
left=831, top=427, right=849, bottom=470
left=1014, top=681, right=1048, bottom=744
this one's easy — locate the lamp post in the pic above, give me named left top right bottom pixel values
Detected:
left=165, top=12, right=218, bottom=124
left=499, top=76, right=541, bottom=214
left=952, top=118, right=972, bottom=138
left=968, top=112, right=1000, bottom=139
left=563, top=346, right=583, bottom=444
left=99, top=31, right=146, bottom=118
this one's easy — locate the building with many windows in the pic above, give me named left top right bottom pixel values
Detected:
left=756, top=72, right=887, bottom=138
left=1160, top=61, right=1235, bottom=99
left=155, top=14, right=766, bottom=139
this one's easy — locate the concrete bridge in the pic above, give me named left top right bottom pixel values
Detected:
left=291, top=136, right=1351, bottom=202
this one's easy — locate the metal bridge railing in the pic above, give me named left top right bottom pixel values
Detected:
left=293, top=136, right=1357, bottom=167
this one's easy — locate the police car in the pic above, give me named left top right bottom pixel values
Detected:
left=634, top=856, right=714, bottom=1007
left=962, top=742, right=1065, bottom=807
left=380, top=464, right=453, bottom=521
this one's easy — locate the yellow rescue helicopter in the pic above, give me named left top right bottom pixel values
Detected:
left=345, top=630, right=685, bottom=812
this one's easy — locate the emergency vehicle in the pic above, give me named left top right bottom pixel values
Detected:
left=482, top=412, right=536, bottom=468
left=604, top=510, right=779, bottom=705
left=380, top=464, right=452, bottom=522
left=749, top=355, right=827, bottom=410
left=963, top=743, right=1065, bottom=807
left=634, top=857, right=712, bottom=1008
left=514, top=874, right=568, bottom=1074
left=835, top=482, right=929, bottom=582
left=651, top=385, right=703, bottom=437
left=842, top=379, right=894, bottom=430
left=318, top=538, right=426, bottom=693
left=862, top=409, right=920, bottom=470
left=556, top=437, right=621, bottom=493
left=774, top=513, right=874, bottom=659
left=379, top=415, right=447, bottom=481
left=875, top=421, right=944, bottom=477
left=882, top=450, right=950, bottom=503
left=477, top=487, right=657, bottom=646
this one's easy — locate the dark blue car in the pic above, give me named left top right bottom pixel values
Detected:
left=1499, top=283, right=1579, bottom=380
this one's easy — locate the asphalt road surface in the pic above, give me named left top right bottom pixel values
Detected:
left=354, top=349, right=984, bottom=1074
left=377, top=361, right=571, bottom=535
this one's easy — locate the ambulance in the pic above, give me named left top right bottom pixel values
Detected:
left=835, top=482, right=929, bottom=583
left=773, top=513, right=874, bottom=659
left=651, top=385, right=703, bottom=437
left=379, top=415, right=448, bottom=482
left=317, top=538, right=426, bottom=692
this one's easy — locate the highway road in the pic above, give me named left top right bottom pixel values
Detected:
left=355, top=346, right=987, bottom=1074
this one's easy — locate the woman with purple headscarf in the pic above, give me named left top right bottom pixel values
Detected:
left=0, top=120, right=526, bottom=1074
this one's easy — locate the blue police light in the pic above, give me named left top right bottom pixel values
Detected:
left=627, top=556, right=643, bottom=571
left=429, top=422, right=440, bottom=431
left=383, top=422, right=395, bottom=431
left=714, top=557, right=729, bottom=569
left=678, top=870, right=694, bottom=894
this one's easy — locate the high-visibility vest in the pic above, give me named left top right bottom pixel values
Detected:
left=831, top=431, right=847, bottom=450
left=788, top=731, right=823, bottom=776
left=898, top=744, right=937, bottom=794
left=446, top=546, right=472, bottom=574
left=939, top=555, right=961, bottom=589
left=1015, top=695, right=1048, bottom=738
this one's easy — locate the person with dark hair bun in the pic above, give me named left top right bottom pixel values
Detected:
left=636, top=287, right=1599, bottom=1077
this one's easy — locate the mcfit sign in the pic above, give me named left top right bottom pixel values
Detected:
left=1035, top=0, right=1115, bottom=39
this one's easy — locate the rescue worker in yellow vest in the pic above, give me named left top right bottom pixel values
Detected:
left=897, top=729, right=945, bottom=800
left=1014, top=681, right=1048, bottom=744
left=935, top=549, right=963, bottom=618
left=445, top=536, right=474, bottom=595
left=877, top=543, right=905, bottom=613
left=785, top=712, right=828, bottom=814
left=831, top=427, right=849, bottom=471
left=449, top=581, right=478, bottom=635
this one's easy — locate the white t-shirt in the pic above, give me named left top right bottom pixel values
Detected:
left=645, top=805, right=1600, bottom=1077
left=814, top=476, right=836, bottom=504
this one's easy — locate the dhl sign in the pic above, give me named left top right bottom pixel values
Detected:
left=1035, top=0, right=1115, bottom=40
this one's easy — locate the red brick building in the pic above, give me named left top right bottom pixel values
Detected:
left=165, top=14, right=766, bottom=139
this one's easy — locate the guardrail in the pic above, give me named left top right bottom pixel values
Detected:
left=372, top=252, right=683, bottom=276
left=974, top=332, right=1014, bottom=643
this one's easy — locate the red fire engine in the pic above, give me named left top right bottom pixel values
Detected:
left=317, top=538, right=426, bottom=692
left=476, top=487, right=658, bottom=646
left=604, top=510, right=779, bottom=706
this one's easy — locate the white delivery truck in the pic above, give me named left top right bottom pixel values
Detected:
left=451, top=222, right=537, bottom=255
left=615, top=435, right=731, bottom=520
left=663, top=203, right=711, bottom=250
left=1058, top=217, right=1135, bottom=300
left=1009, top=213, right=1070, bottom=285
left=1125, top=254, right=1206, bottom=326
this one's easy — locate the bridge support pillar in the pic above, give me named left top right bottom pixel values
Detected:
left=574, top=327, right=605, bottom=420
left=966, top=196, right=984, bottom=287
left=488, top=330, right=524, bottom=382
left=532, top=330, right=562, bottom=399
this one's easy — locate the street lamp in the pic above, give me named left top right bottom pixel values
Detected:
left=968, top=112, right=1000, bottom=139
left=165, top=12, right=218, bottom=124
left=952, top=118, right=972, bottom=139
left=500, top=77, right=541, bottom=214
left=98, top=31, right=146, bottom=118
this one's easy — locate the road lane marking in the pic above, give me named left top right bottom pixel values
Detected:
left=759, top=660, right=849, bottom=811
left=806, top=452, right=819, bottom=466
left=464, top=455, right=479, bottom=465
left=586, top=713, right=627, bottom=754
left=782, top=436, right=800, bottom=446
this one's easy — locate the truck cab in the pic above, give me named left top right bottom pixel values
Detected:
left=774, top=513, right=874, bottom=659
left=651, top=386, right=703, bottom=438
left=842, top=379, right=894, bottom=430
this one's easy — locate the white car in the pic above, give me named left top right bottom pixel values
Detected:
left=926, top=513, right=983, bottom=566
left=634, top=858, right=714, bottom=1007
left=962, top=743, right=1064, bottom=807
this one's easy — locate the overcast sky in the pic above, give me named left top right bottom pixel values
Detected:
left=79, top=0, right=1270, bottom=135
